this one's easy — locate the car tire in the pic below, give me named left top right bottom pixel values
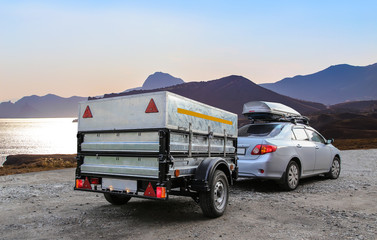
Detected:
left=199, top=170, right=229, bottom=218
left=104, top=193, right=131, bottom=205
left=326, top=156, right=341, bottom=179
left=281, top=161, right=300, bottom=191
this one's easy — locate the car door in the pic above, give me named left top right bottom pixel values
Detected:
left=305, top=129, right=332, bottom=172
left=292, top=127, right=316, bottom=174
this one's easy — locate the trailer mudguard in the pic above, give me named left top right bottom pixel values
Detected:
left=190, top=157, right=232, bottom=192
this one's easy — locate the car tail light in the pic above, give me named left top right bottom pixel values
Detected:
left=251, top=144, right=277, bottom=155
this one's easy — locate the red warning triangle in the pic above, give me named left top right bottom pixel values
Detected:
left=144, top=182, right=156, bottom=197
left=83, top=106, right=93, bottom=118
left=145, top=98, right=159, bottom=113
left=83, top=177, right=92, bottom=190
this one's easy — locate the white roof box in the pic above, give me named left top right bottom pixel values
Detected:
left=242, top=101, right=301, bottom=120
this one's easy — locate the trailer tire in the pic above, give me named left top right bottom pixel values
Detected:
left=199, top=170, right=229, bottom=218
left=104, top=193, right=131, bottom=205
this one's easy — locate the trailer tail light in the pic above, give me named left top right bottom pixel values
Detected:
left=75, top=177, right=92, bottom=189
left=251, top=144, right=277, bottom=155
left=156, top=187, right=166, bottom=198
left=76, top=179, right=84, bottom=188
left=90, top=178, right=100, bottom=184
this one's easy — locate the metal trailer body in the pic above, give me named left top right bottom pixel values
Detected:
left=75, top=91, right=238, bottom=218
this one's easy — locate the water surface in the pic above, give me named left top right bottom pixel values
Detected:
left=0, top=118, right=77, bottom=166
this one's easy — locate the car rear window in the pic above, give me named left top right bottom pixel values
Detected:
left=238, top=124, right=281, bottom=137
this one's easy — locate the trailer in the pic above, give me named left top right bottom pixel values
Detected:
left=74, top=91, right=238, bottom=218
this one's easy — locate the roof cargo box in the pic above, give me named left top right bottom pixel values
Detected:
left=242, top=101, right=301, bottom=120
left=78, top=91, right=237, bottom=137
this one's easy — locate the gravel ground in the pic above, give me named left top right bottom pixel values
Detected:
left=0, top=149, right=376, bottom=240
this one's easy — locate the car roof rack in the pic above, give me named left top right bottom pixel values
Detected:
left=281, top=116, right=310, bottom=125
left=247, top=115, right=310, bottom=125
left=242, top=101, right=309, bottom=125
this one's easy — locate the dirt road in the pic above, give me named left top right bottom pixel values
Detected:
left=1, top=149, right=376, bottom=240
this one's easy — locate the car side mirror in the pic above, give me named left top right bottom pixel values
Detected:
left=326, top=138, right=334, bottom=144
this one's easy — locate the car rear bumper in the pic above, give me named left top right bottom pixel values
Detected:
left=237, top=154, right=286, bottom=180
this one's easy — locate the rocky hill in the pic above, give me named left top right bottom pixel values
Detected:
left=103, top=75, right=327, bottom=116
left=0, top=94, right=86, bottom=118
left=3, top=65, right=377, bottom=119
left=260, top=63, right=377, bottom=105
left=309, top=112, right=377, bottom=139
left=0, top=72, right=184, bottom=118
left=141, top=72, right=184, bottom=90
left=328, top=100, right=377, bottom=113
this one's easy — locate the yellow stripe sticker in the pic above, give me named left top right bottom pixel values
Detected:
left=177, top=108, right=233, bottom=125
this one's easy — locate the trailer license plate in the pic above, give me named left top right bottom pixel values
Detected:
left=102, top=178, right=137, bottom=193
left=237, top=148, right=246, bottom=155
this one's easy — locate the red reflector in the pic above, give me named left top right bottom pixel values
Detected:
left=83, top=106, right=93, bottom=118
left=145, top=99, right=159, bottom=113
left=251, top=144, right=277, bottom=155
left=90, top=178, right=100, bottom=184
left=82, top=177, right=92, bottom=189
left=156, top=187, right=166, bottom=198
left=144, top=182, right=156, bottom=197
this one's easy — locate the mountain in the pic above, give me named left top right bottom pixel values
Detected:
left=102, top=75, right=327, bottom=117
left=141, top=72, right=184, bottom=90
left=309, top=112, right=377, bottom=139
left=121, top=72, right=184, bottom=93
left=0, top=72, right=184, bottom=118
left=0, top=94, right=86, bottom=118
left=326, top=100, right=377, bottom=113
left=260, top=63, right=377, bottom=105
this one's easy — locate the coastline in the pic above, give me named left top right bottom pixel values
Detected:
left=0, top=154, right=76, bottom=176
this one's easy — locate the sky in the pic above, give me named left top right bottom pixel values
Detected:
left=1, top=0, right=377, bottom=102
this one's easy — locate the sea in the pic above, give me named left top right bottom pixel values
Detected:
left=0, top=118, right=78, bottom=166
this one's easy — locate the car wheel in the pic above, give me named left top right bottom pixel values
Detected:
left=326, top=156, right=341, bottom=179
left=104, top=193, right=131, bottom=205
left=281, top=161, right=300, bottom=191
left=199, top=170, right=229, bottom=218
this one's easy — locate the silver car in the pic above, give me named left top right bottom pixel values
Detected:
left=237, top=122, right=341, bottom=190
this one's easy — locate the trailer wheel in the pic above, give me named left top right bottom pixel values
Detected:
left=104, top=193, right=131, bottom=205
left=199, top=170, right=229, bottom=218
